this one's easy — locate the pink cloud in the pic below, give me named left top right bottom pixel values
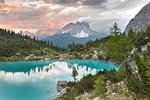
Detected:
left=0, top=2, right=83, bottom=35
left=1, top=0, right=148, bottom=35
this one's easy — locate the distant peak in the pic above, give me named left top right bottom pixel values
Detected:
left=56, top=21, right=98, bottom=38
left=76, top=21, right=80, bottom=24
left=75, top=21, right=87, bottom=24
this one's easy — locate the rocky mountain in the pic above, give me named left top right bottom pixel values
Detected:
left=56, top=21, right=98, bottom=38
left=35, top=28, right=54, bottom=39
left=44, top=21, right=107, bottom=48
left=125, top=2, right=150, bottom=33
left=23, top=28, right=51, bottom=39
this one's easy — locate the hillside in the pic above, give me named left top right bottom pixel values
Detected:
left=0, top=23, right=150, bottom=100
left=0, top=28, right=66, bottom=61
left=56, top=23, right=150, bottom=100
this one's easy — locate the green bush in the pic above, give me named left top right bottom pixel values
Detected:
left=97, top=54, right=104, bottom=60
left=104, top=67, right=125, bottom=83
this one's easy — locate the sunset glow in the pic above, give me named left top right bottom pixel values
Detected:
left=0, top=0, right=149, bottom=36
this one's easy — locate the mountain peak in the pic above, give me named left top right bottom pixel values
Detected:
left=76, top=21, right=80, bottom=23
left=43, top=21, right=107, bottom=48
left=56, top=21, right=98, bottom=38
left=75, top=21, right=90, bottom=28
left=125, top=2, right=150, bottom=33
left=75, top=21, right=87, bottom=25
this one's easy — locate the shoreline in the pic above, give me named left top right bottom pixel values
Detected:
left=0, top=59, right=116, bottom=65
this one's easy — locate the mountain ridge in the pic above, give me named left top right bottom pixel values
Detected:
left=56, top=21, right=99, bottom=38
left=43, top=21, right=107, bottom=48
left=125, top=2, right=150, bottom=33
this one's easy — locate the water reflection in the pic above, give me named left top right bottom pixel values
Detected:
left=0, top=61, right=98, bottom=83
left=0, top=60, right=117, bottom=100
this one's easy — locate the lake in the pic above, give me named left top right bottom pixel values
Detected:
left=0, top=60, right=118, bottom=100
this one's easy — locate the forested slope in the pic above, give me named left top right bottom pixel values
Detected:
left=0, top=28, right=66, bottom=61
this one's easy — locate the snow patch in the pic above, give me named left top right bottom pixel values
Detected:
left=73, top=31, right=89, bottom=38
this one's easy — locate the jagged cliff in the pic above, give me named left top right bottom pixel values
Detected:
left=125, top=2, right=150, bottom=33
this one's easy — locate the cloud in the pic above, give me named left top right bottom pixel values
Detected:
left=0, top=61, right=96, bottom=83
left=0, top=2, right=82, bottom=35
left=82, top=0, right=105, bottom=6
left=0, top=0, right=149, bottom=36
left=77, top=0, right=150, bottom=32
left=42, top=0, right=106, bottom=7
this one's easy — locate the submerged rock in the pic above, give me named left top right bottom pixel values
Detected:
left=46, top=89, right=53, bottom=93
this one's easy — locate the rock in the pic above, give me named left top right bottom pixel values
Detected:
left=56, top=81, right=69, bottom=98
left=24, top=56, right=30, bottom=61
left=91, top=50, right=99, bottom=60
left=46, top=89, right=53, bottom=93
left=24, top=54, right=34, bottom=61
left=56, top=88, right=67, bottom=98
left=125, top=2, right=150, bottom=33
left=59, top=58, right=64, bottom=61
left=130, top=48, right=137, bottom=54
left=112, top=93, right=116, bottom=96
left=99, top=51, right=103, bottom=53
left=57, top=81, right=67, bottom=92
left=45, top=58, right=49, bottom=61
left=141, top=45, right=147, bottom=52
left=94, top=50, right=98, bottom=55
left=91, top=54, right=98, bottom=60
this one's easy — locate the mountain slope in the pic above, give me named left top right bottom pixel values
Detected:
left=125, top=2, right=150, bottom=33
left=44, top=22, right=107, bottom=48
left=0, top=28, right=64, bottom=61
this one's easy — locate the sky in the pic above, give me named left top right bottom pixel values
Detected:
left=0, top=0, right=149, bottom=36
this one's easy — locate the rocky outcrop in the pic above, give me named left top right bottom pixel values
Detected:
left=56, top=81, right=68, bottom=99
left=91, top=54, right=98, bottom=60
left=125, top=2, right=150, bottom=33
left=91, top=50, right=98, bottom=60
left=57, top=81, right=67, bottom=92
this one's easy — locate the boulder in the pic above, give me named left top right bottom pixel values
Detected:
left=57, top=81, right=67, bottom=92
left=46, top=89, right=53, bottom=93
left=91, top=54, right=98, bottom=60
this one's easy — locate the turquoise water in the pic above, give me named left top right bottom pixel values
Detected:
left=0, top=60, right=118, bottom=100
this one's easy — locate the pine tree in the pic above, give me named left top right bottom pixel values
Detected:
left=50, top=42, right=53, bottom=48
left=110, top=22, right=121, bottom=36
left=33, top=36, right=36, bottom=41
left=134, top=52, right=150, bottom=96
left=107, top=34, right=133, bottom=63
left=146, top=25, right=150, bottom=35
left=44, top=41, right=47, bottom=45
left=72, top=41, right=75, bottom=49
left=48, top=40, right=50, bottom=45
left=69, top=87, right=77, bottom=100
left=94, top=75, right=107, bottom=99
left=128, top=29, right=136, bottom=41
left=72, top=68, right=78, bottom=82
left=68, top=44, right=72, bottom=50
